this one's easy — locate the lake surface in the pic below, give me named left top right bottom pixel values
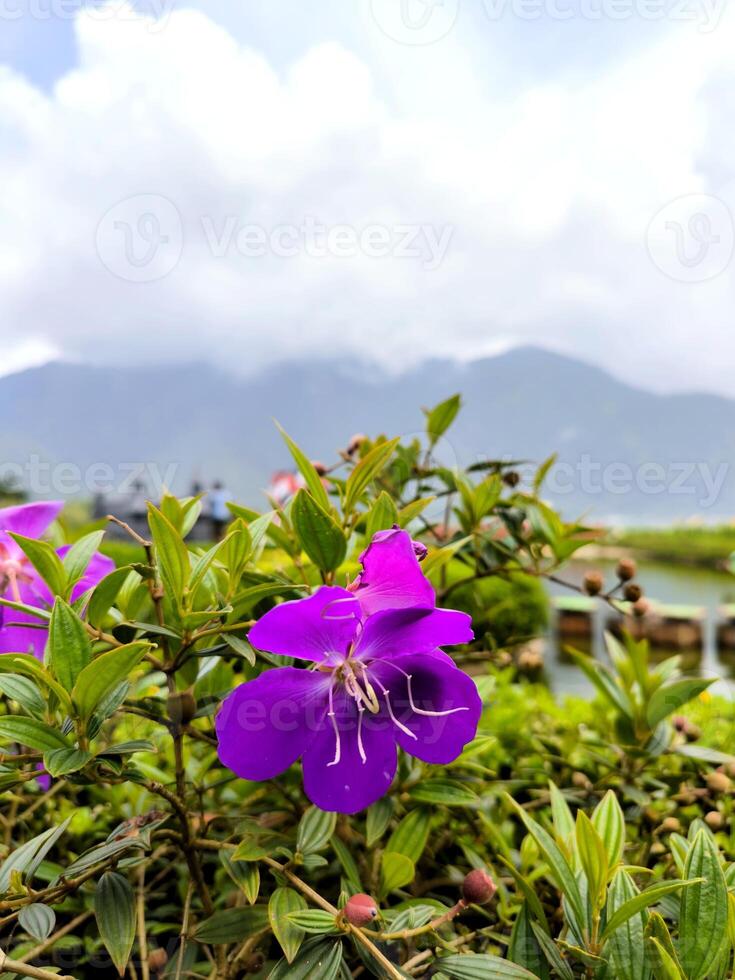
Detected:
left=543, top=559, right=735, bottom=699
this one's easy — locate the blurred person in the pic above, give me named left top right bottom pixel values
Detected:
left=209, top=480, right=229, bottom=540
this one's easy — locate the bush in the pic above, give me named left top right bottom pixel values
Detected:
left=0, top=398, right=729, bottom=979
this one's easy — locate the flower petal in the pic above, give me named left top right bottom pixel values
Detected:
left=354, top=607, right=474, bottom=662
left=55, top=547, right=116, bottom=601
left=216, top=667, right=330, bottom=781
left=0, top=502, right=63, bottom=539
left=370, top=653, right=482, bottom=764
left=247, top=586, right=360, bottom=663
left=0, top=603, right=47, bottom=659
left=302, top=689, right=397, bottom=813
left=351, top=528, right=434, bottom=615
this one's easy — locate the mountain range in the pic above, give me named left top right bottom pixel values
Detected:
left=1, top=347, right=733, bottom=523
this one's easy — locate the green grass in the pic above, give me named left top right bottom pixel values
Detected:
left=611, top=525, right=735, bottom=566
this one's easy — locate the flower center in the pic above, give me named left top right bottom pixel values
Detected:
left=0, top=549, right=29, bottom=604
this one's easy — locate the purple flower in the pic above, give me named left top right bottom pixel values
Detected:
left=348, top=526, right=434, bottom=617
left=216, top=583, right=481, bottom=814
left=0, top=502, right=114, bottom=659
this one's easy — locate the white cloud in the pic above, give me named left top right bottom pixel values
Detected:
left=2, top=1, right=735, bottom=392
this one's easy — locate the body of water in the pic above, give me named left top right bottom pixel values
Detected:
left=543, top=559, right=735, bottom=698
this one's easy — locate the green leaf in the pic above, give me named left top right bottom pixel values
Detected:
left=566, top=648, right=634, bottom=719
left=62, top=530, right=105, bottom=594
left=592, top=790, right=625, bottom=870
left=218, top=850, right=260, bottom=904
left=8, top=533, right=66, bottom=597
left=0, top=716, right=68, bottom=752
left=439, top=954, right=540, bottom=978
left=297, top=807, right=337, bottom=855
left=0, top=673, right=46, bottom=717
left=193, top=906, right=268, bottom=944
left=269, top=937, right=344, bottom=980
left=509, top=902, right=550, bottom=979
left=88, top=567, right=136, bottom=628
left=0, top=653, right=72, bottom=714
left=269, top=887, right=308, bottom=963
left=286, top=910, right=339, bottom=934
left=291, top=490, right=347, bottom=573
left=530, top=922, right=574, bottom=980
left=606, top=870, right=649, bottom=980
left=276, top=423, right=331, bottom=512
left=576, top=810, right=608, bottom=911
left=646, top=912, right=683, bottom=979
left=47, top=598, right=93, bottom=692
left=43, top=747, right=92, bottom=777
left=379, top=852, right=415, bottom=897
left=344, top=437, right=400, bottom=515
left=601, top=879, right=698, bottom=942
left=366, top=797, right=394, bottom=847
left=646, top=678, right=714, bottom=728
left=409, top=780, right=478, bottom=806
left=386, top=808, right=431, bottom=864
left=95, top=872, right=136, bottom=977
left=679, top=830, right=728, bottom=979
left=425, top=394, right=461, bottom=445
left=548, top=782, right=575, bottom=855
left=19, top=903, right=56, bottom=942
left=648, top=937, right=683, bottom=979
left=0, top=819, right=71, bottom=893
left=147, top=503, right=190, bottom=603
left=506, top=795, right=585, bottom=935
left=71, top=641, right=150, bottom=722
left=364, top=491, right=399, bottom=540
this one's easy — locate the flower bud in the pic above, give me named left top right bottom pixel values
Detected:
left=167, top=690, right=197, bottom=725
left=632, top=598, right=650, bottom=618
left=623, top=583, right=643, bottom=603
left=462, top=868, right=497, bottom=905
left=571, top=771, right=592, bottom=790
left=344, top=893, right=379, bottom=926
left=347, top=433, right=367, bottom=456
left=706, top=770, right=731, bottom=795
left=660, top=816, right=680, bottom=834
left=616, top=558, right=636, bottom=581
left=311, top=461, right=328, bottom=477
left=583, top=570, right=604, bottom=596
left=148, top=949, right=168, bottom=974
left=705, top=810, right=725, bottom=830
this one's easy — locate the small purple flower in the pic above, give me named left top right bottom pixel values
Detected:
left=348, top=526, right=434, bottom=617
left=216, top=581, right=480, bottom=814
left=0, top=501, right=114, bottom=659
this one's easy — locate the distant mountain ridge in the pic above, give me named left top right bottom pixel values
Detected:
left=1, top=347, right=733, bottom=522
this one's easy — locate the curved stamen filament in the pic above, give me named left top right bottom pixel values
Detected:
left=321, top=595, right=359, bottom=621
left=326, top=681, right=341, bottom=768
left=366, top=668, right=417, bottom=741
left=379, top=660, right=469, bottom=718
left=356, top=704, right=367, bottom=764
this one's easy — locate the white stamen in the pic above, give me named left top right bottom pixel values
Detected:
left=326, top=683, right=341, bottom=767
left=380, top=661, right=469, bottom=718
left=367, top=669, right=417, bottom=740
left=356, top=704, right=367, bottom=764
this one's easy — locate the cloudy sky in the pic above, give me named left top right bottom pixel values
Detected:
left=2, top=0, right=734, bottom=393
